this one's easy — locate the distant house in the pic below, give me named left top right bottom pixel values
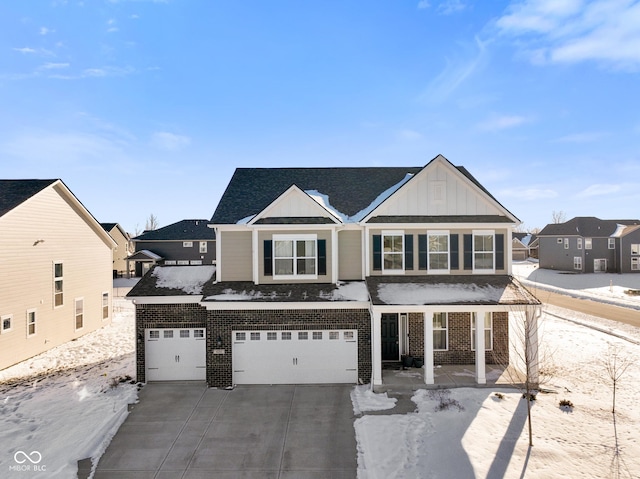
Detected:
left=101, top=223, right=133, bottom=278
left=512, top=232, right=537, bottom=261
left=127, top=155, right=540, bottom=389
left=0, top=180, right=116, bottom=371
left=538, top=217, right=640, bottom=273
left=128, top=219, right=216, bottom=277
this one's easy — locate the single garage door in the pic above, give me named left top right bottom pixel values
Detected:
left=232, top=329, right=357, bottom=385
left=145, top=328, right=206, bottom=381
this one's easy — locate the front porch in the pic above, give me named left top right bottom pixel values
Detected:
left=374, top=363, right=526, bottom=393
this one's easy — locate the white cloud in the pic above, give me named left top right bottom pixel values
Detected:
left=576, top=183, right=622, bottom=198
left=477, top=114, right=529, bottom=131
left=437, top=0, right=468, bottom=15
left=417, top=1, right=431, bottom=9
left=397, top=129, right=423, bottom=140
left=39, top=27, right=55, bottom=35
left=150, top=132, right=191, bottom=151
left=496, top=0, right=640, bottom=70
left=39, top=62, right=70, bottom=70
left=13, top=47, right=37, bottom=54
left=554, top=131, right=609, bottom=143
left=500, top=187, right=558, bottom=200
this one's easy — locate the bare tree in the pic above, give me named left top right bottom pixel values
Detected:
left=551, top=210, right=566, bottom=224
left=145, top=214, right=159, bottom=231
left=603, top=344, right=632, bottom=414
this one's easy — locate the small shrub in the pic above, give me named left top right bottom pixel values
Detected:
left=494, top=392, right=505, bottom=400
left=559, top=399, right=574, bottom=409
left=522, top=392, right=537, bottom=401
left=429, top=388, right=465, bottom=412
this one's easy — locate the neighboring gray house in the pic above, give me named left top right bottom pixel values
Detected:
left=538, top=217, right=640, bottom=273
left=128, top=219, right=216, bottom=277
left=127, top=155, right=540, bottom=390
left=512, top=232, right=537, bottom=261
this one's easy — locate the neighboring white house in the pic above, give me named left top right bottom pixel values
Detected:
left=0, top=179, right=116, bottom=371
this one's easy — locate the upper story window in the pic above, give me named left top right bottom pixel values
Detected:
left=585, top=238, right=592, bottom=249
left=75, top=298, right=84, bottom=330
left=631, top=244, right=640, bottom=255
left=273, top=234, right=317, bottom=278
left=27, top=309, right=36, bottom=337
left=102, top=292, right=109, bottom=320
left=473, top=232, right=494, bottom=273
left=54, top=262, right=63, bottom=307
left=608, top=238, right=615, bottom=250
left=428, top=232, right=449, bottom=272
left=382, top=231, right=404, bottom=273
left=564, top=238, right=569, bottom=249
left=183, top=241, right=193, bottom=248
left=199, top=241, right=207, bottom=253
left=577, top=238, right=583, bottom=249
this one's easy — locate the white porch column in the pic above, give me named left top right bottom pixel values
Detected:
left=475, top=311, right=486, bottom=384
left=526, top=307, right=540, bottom=385
left=371, top=310, right=383, bottom=387
left=424, top=311, right=434, bottom=385
left=252, top=229, right=259, bottom=284
left=331, top=228, right=338, bottom=284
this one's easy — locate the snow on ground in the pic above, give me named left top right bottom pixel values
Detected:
left=355, top=263, right=640, bottom=478
left=0, top=295, right=137, bottom=478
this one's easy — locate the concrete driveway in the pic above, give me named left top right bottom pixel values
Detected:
left=93, top=382, right=357, bottom=478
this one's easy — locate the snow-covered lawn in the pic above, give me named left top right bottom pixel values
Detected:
left=1, top=266, right=639, bottom=478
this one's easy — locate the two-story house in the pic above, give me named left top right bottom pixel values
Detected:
left=0, top=179, right=116, bottom=371
left=127, top=219, right=216, bottom=277
left=101, top=222, right=133, bottom=278
left=127, top=155, right=540, bottom=389
left=538, top=217, right=640, bottom=273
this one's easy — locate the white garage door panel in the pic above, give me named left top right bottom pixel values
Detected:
left=233, top=330, right=357, bottom=385
left=146, top=328, right=206, bottom=381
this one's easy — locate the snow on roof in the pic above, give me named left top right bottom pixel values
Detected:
left=304, top=173, right=413, bottom=223
left=152, top=265, right=216, bottom=294
left=611, top=223, right=627, bottom=238
left=377, top=282, right=504, bottom=305
left=204, top=281, right=369, bottom=302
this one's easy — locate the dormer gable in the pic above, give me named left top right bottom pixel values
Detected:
left=362, top=154, right=519, bottom=224
left=248, top=185, right=342, bottom=225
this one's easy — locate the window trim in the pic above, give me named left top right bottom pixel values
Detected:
left=183, top=241, right=193, bottom=248
left=585, top=238, right=592, bottom=250
left=199, top=241, right=207, bottom=253
left=26, top=308, right=37, bottom=338
left=427, top=230, right=450, bottom=274
left=631, top=244, right=640, bottom=255
left=433, top=312, right=448, bottom=351
left=564, top=238, right=569, bottom=249
left=74, top=297, right=84, bottom=331
left=1, top=314, right=12, bottom=334
left=54, top=261, right=64, bottom=308
left=382, top=230, right=405, bottom=274
left=608, top=238, right=615, bottom=250
left=472, top=230, right=495, bottom=274
left=272, top=234, right=318, bottom=280
left=102, top=291, right=109, bottom=320
left=574, top=256, right=583, bottom=270
left=577, top=238, right=583, bottom=250
left=471, top=312, right=493, bottom=351
left=632, top=257, right=639, bottom=271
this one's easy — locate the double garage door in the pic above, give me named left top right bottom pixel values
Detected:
left=145, top=328, right=206, bottom=381
left=233, top=329, right=358, bottom=385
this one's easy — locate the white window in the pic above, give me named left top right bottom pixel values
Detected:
left=473, top=231, right=495, bottom=272
left=236, top=332, right=246, bottom=341
left=428, top=232, right=449, bottom=272
left=574, top=256, right=582, bottom=270
left=54, top=262, right=63, bottom=307
left=564, top=238, right=569, bottom=249
left=632, top=244, right=640, bottom=255
left=632, top=258, right=639, bottom=271
left=75, top=298, right=84, bottom=330
left=102, top=292, right=109, bottom=320
left=183, top=241, right=193, bottom=248
left=577, top=238, right=583, bottom=249
left=1, top=314, right=12, bottom=333
left=165, top=260, right=177, bottom=265
left=471, top=313, right=493, bottom=350
left=199, top=241, right=207, bottom=253
left=177, top=260, right=190, bottom=265
left=382, top=231, right=404, bottom=272
left=608, top=238, right=615, bottom=250
left=585, top=238, right=592, bottom=249
left=267, top=332, right=277, bottom=340
left=26, top=309, right=36, bottom=337
left=273, top=234, right=318, bottom=278
left=164, top=330, right=174, bottom=339
left=190, top=260, right=203, bottom=265
left=250, top=332, right=260, bottom=340
left=433, top=312, right=448, bottom=351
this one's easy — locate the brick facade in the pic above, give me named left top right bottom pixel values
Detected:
left=408, top=311, right=509, bottom=365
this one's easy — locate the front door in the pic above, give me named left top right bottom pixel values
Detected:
left=381, top=313, right=399, bottom=361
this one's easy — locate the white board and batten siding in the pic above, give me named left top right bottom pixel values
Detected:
left=0, top=182, right=114, bottom=370
left=145, top=328, right=206, bottom=381
left=232, top=329, right=358, bottom=384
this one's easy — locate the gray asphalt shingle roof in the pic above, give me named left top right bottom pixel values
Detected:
left=0, top=179, right=57, bottom=218
left=133, top=219, right=215, bottom=241
left=538, top=217, right=640, bottom=237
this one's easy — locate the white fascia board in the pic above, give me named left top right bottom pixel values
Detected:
left=201, top=301, right=371, bottom=311
left=130, top=296, right=204, bottom=305
left=251, top=223, right=338, bottom=231
left=358, top=222, right=515, bottom=230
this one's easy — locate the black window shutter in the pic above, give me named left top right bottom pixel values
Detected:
left=318, top=239, right=327, bottom=275
left=264, top=240, right=272, bottom=276
left=404, top=234, right=414, bottom=270
left=463, top=234, right=473, bottom=270
left=450, top=234, right=459, bottom=270
left=495, top=234, right=504, bottom=270
left=373, top=235, right=382, bottom=271
left=418, top=234, right=428, bottom=270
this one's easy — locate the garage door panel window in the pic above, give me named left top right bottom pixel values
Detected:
left=194, top=329, right=204, bottom=338
left=313, top=331, right=322, bottom=340
left=282, top=332, right=291, bottom=340
left=164, top=330, right=173, bottom=339
left=180, top=330, right=190, bottom=338
left=298, top=332, right=308, bottom=340
left=267, top=332, right=277, bottom=340
left=329, top=331, right=339, bottom=340
left=251, top=332, right=260, bottom=340
left=236, top=332, right=246, bottom=341
left=149, top=330, right=159, bottom=339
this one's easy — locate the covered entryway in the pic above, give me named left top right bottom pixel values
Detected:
left=232, top=329, right=358, bottom=384
left=145, top=328, right=206, bottom=381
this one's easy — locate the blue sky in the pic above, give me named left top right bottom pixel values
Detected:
left=2, top=0, right=639, bottom=234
